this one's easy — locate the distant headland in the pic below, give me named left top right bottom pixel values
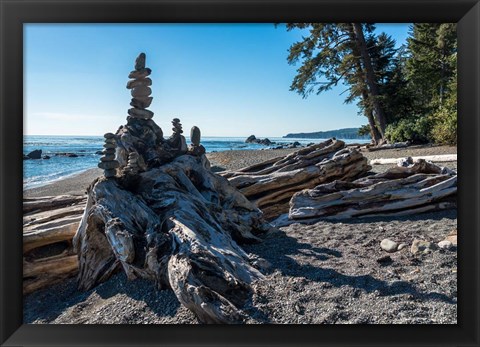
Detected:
left=283, top=127, right=369, bottom=140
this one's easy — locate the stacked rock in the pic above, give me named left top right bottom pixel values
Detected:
left=167, top=118, right=188, bottom=154
left=98, top=133, right=119, bottom=178
left=188, top=126, right=206, bottom=156
left=172, top=118, right=183, bottom=134
left=126, top=53, right=154, bottom=120
left=122, top=151, right=140, bottom=175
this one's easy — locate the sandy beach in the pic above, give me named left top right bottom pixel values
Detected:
left=23, top=144, right=458, bottom=324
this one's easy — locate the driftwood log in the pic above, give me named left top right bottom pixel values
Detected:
left=222, top=139, right=372, bottom=219
left=74, top=154, right=270, bottom=323
left=289, top=159, right=457, bottom=221
left=23, top=195, right=86, bottom=294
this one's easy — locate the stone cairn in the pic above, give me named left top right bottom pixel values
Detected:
left=112, top=53, right=208, bottom=173
left=127, top=53, right=154, bottom=120
left=166, top=118, right=188, bottom=155
left=188, top=126, right=206, bottom=156
left=122, top=151, right=140, bottom=175
left=99, top=133, right=120, bottom=178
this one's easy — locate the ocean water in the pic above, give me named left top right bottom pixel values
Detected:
left=23, top=135, right=368, bottom=189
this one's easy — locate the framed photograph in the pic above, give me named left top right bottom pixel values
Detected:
left=1, top=0, right=479, bottom=346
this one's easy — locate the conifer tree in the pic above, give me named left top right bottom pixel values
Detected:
left=285, top=23, right=391, bottom=144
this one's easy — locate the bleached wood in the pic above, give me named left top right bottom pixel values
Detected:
left=223, top=140, right=371, bottom=219
left=23, top=195, right=86, bottom=214
left=74, top=154, right=268, bottom=323
left=370, top=154, right=457, bottom=165
left=23, top=216, right=81, bottom=253
left=289, top=159, right=457, bottom=221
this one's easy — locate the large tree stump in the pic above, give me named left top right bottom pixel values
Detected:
left=289, top=159, right=457, bottom=221
left=73, top=154, right=271, bottom=323
left=222, top=139, right=372, bottom=219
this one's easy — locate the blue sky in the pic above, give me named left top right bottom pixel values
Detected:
left=24, top=23, right=410, bottom=137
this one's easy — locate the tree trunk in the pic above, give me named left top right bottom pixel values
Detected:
left=346, top=25, right=383, bottom=144
left=352, top=23, right=387, bottom=136
left=364, top=94, right=383, bottom=144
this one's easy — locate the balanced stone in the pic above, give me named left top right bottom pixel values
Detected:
left=98, top=161, right=120, bottom=170
left=128, top=108, right=154, bottom=119
left=104, top=133, right=115, bottom=139
left=100, top=154, right=116, bottom=161
left=172, top=118, right=183, bottom=134
left=128, top=68, right=151, bottom=79
left=103, top=148, right=115, bottom=154
left=190, top=126, right=201, bottom=146
left=105, top=138, right=116, bottom=144
left=130, top=97, right=153, bottom=109
left=103, top=143, right=116, bottom=149
left=135, top=53, right=146, bottom=70
left=131, top=86, right=152, bottom=98
left=104, top=169, right=117, bottom=178
left=127, top=78, right=152, bottom=89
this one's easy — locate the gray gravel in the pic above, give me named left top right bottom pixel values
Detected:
left=24, top=210, right=457, bottom=324
left=23, top=144, right=457, bottom=324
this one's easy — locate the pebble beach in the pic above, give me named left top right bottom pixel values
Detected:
left=23, top=144, right=458, bottom=324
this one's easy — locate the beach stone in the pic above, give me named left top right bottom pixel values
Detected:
left=103, top=148, right=115, bottom=154
left=104, top=138, right=116, bottom=144
left=438, top=240, right=453, bottom=249
left=126, top=78, right=152, bottom=89
left=128, top=108, right=154, bottom=119
left=27, top=149, right=42, bottom=159
left=380, top=239, right=398, bottom=253
left=98, top=161, right=120, bottom=170
left=128, top=68, right=151, bottom=79
left=131, top=86, right=152, bottom=98
left=444, top=229, right=457, bottom=245
left=397, top=243, right=407, bottom=251
left=130, top=96, right=153, bottom=109
left=104, top=133, right=115, bottom=139
left=180, top=136, right=188, bottom=152
left=103, top=143, right=116, bottom=149
left=104, top=169, right=117, bottom=178
left=411, top=239, right=436, bottom=255
left=135, top=53, right=146, bottom=70
left=190, top=126, right=201, bottom=146
left=100, top=155, right=116, bottom=161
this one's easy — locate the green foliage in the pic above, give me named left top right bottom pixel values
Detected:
left=385, top=117, right=432, bottom=144
left=357, top=124, right=371, bottom=137
left=429, top=73, right=457, bottom=144
left=283, top=23, right=457, bottom=145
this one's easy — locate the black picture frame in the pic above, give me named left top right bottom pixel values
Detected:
left=1, top=0, right=479, bottom=346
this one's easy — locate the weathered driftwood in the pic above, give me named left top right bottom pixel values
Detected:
left=289, top=159, right=457, bottom=221
left=222, top=139, right=371, bottom=219
left=23, top=255, right=78, bottom=294
left=74, top=154, right=270, bottom=323
left=23, top=196, right=86, bottom=294
left=367, top=141, right=409, bottom=151
left=370, top=154, right=457, bottom=165
left=23, top=195, right=86, bottom=214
